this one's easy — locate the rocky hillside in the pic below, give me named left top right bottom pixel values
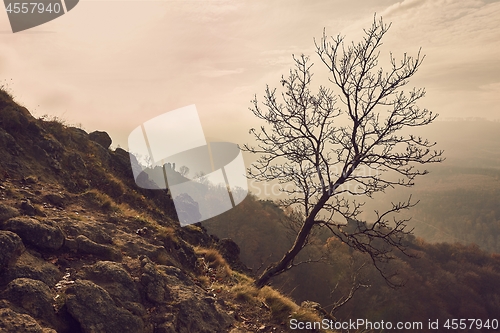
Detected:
left=0, top=88, right=326, bottom=333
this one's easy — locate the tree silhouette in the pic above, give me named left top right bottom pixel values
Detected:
left=244, top=17, right=444, bottom=288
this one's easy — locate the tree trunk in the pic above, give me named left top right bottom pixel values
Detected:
left=255, top=193, right=330, bottom=288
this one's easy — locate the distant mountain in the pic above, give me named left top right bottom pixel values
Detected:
left=349, top=119, right=500, bottom=251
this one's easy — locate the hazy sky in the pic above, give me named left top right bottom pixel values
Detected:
left=1, top=0, right=499, bottom=150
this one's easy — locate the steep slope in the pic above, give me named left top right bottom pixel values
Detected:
left=0, top=88, right=327, bottom=333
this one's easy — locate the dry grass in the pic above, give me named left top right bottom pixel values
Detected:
left=81, top=189, right=119, bottom=212
left=231, top=283, right=260, bottom=303
left=226, top=272, right=316, bottom=325
left=259, top=286, right=299, bottom=323
left=155, top=225, right=176, bottom=241
left=195, top=247, right=233, bottom=279
left=290, top=307, right=324, bottom=323
left=100, top=173, right=126, bottom=199
left=39, top=115, right=72, bottom=143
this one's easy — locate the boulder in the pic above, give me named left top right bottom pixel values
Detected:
left=216, top=238, right=240, bottom=264
left=0, top=308, right=48, bottom=333
left=161, top=262, right=233, bottom=333
left=0, top=105, right=31, bottom=134
left=65, top=279, right=144, bottom=333
left=58, top=218, right=113, bottom=244
left=20, top=200, right=36, bottom=216
left=0, top=230, right=25, bottom=269
left=116, top=230, right=171, bottom=265
left=43, top=193, right=66, bottom=208
left=175, top=297, right=232, bottom=333
left=0, top=251, right=62, bottom=287
left=138, top=256, right=232, bottom=332
left=83, top=261, right=140, bottom=304
left=67, top=127, right=88, bottom=145
left=89, top=131, right=112, bottom=149
left=65, top=151, right=87, bottom=171
left=0, top=203, right=20, bottom=222
left=38, top=136, right=63, bottom=156
left=216, top=238, right=251, bottom=274
left=157, top=265, right=192, bottom=285
left=73, top=235, right=122, bottom=261
left=179, top=223, right=213, bottom=247
left=140, top=256, right=170, bottom=304
left=0, top=128, right=22, bottom=156
left=1, top=217, right=65, bottom=251
left=1, top=278, right=58, bottom=328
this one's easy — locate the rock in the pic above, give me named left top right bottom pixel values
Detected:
left=58, top=218, right=113, bottom=244
left=21, top=200, right=36, bottom=216
left=139, top=257, right=232, bottom=332
left=32, top=145, right=49, bottom=161
left=65, top=279, right=144, bottom=333
left=83, top=261, right=140, bottom=304
left=175, top=240, right=197, bottom=271
left=0, top=103, right=31, bottom=133
left=44, top=193, right=66, bottom=207
left=23, top=176, right=38, bottom=184
left=116, top=230, right=171, bottom=264
left=111, top=148, right=132, bottom=176
left=0, top=251, right=62, bottom=287
left=67, top=127, right=88, bottom=145
left=157, top=265, right=192, bottom=284
left=140, top=256, right=170, bottom=304
left=74, top=235, right=122, bottom=261
left=93, top=144, right=111, bottom=166
left=0, top=308, right=46, bottom=333
left=89, top=131, right=112, bottom=149
left=300, top=300, right=336, bottom=321
left=175, top=295, right=232, bottom=333
left=0, top=203, right=20, bottom=222
left=1, top=217, right=65, bottom=251
left=38, top=136, right=63, bottom=156
left=48, top=158, right=62, bottom=172
left=65, top=151, right=87, bottom=171
left=1, top=278, right=58, bottom=328
left=217, top=238, right=240, bottom=263
left=0, top=230, right=25, bottom=269
left=179, top=223, right=213, bottom=247
left=26, top=121, right=43, bottom=137
left=216, top=238, right=251, bottom=274
left=62, top=238, right=78, bottom=251
left=0, top=128, right=22, bottom=156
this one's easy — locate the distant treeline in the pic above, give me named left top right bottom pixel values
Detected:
left=371, top=166, right=500, bottom=253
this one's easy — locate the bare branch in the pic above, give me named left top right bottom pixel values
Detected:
left=246, top=16, right=444, bottom=288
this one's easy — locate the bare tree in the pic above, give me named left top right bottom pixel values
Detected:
left=243, top=17, right=444, bottom=288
